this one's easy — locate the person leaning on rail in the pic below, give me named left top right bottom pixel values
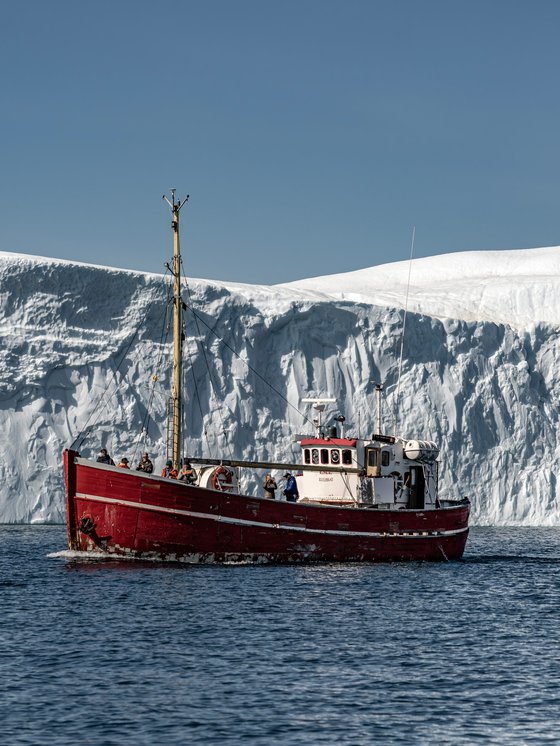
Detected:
left=161, top=460, right=178, bottom=479
left=136, top=452, right=154, bottom=474
left=263, top=474, right=277, bottom=499
left=283, top=472, right=299, bottom=502
left=179, top=460, right=198, bottom=484
left=96, top=448, right=115, bottom=465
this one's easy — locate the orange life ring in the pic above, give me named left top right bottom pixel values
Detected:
left=211, top=465, right=234, bottom=492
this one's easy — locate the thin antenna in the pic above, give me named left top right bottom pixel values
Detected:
left=373, top=381, right=383, bottom=434
left=392, top=226, right=415, bottom=435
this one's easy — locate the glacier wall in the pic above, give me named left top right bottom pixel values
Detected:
left=1, top=251, right=559, bottom=525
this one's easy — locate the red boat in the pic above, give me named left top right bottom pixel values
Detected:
left=63, top=191, right=469, bottom=562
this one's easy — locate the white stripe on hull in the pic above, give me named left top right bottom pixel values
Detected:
left=75, top=492, right=468, bottom=540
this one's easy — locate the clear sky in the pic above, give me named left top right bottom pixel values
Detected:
left=2, top=0, right=560, bottom=284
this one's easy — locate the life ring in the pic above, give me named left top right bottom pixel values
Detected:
left=211, top=465, right=234, bottom=492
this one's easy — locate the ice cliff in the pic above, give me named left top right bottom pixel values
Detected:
left=1, top=247, right=560, bottom=525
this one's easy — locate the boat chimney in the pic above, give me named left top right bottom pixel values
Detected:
left=328, top=425, right=337, bottom=438
left=334, top=414, right=346, bottom=438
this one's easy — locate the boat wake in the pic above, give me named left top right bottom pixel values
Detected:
left=47, top=549, right=120, bottom=561
left=46, top=548, right=264, bottom=565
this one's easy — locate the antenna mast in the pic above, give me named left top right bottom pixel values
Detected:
left=373, top=382, right=383, bottom=434
left=163, top=189, right=189, bottom=469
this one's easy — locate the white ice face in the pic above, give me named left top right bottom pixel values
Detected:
left=0, top=247, right=559, bottom=525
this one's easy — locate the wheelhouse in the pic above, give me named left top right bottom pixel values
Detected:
left=296, top=433, right=441, bottom=510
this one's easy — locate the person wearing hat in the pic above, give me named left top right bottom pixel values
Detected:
left=161, top=459, right=178, bottom=479
left=136, top=452, right=154, bottom=474
left=179, top=460, right=197, bottom=485
left=117, top=457, right=130, bottom=469
left=263, top=473, right=277, bottom=499
left=283, top=472, right=299, bottom=502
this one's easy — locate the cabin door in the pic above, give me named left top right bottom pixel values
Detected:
left=408, top=466, right=425, bottom=509
left=365, top=447, right=380, bottom=477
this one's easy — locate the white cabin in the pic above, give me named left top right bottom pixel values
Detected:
left=295, top=433, right=440, bottom=510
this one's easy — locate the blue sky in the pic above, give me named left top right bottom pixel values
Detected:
left=2, top=0, right=560, bottom=284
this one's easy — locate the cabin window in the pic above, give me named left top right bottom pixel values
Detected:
left=331, top=449, right=340, bottom=464
left=342, top=449, right=352, bottom=465
left=304, top=449, right=311, bottom=464
left=367, top=450, right=378, bottom=467
left=381, top=450, right=390, bottom=467
left=321, top=449, right=329, bottom=464
left=312, top=449, right=319, bottom=464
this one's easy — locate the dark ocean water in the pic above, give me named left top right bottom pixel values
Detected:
left=1, top=526, right=559, bottom=746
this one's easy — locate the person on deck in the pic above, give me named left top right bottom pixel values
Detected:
left=179, top=461, right=197, bottom=484
left=136, top=452, right=154, bottom=474
left=96, top=448, right=115, bottom=466
left=263, top=474, right=277, bottom=499
left=283, top=472, right=299, bottom=502
left=162, top=460, right=178, bottom=479
left=117, top=457, right=130, bottom=469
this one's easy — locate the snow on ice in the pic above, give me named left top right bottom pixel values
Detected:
left=1, top=247, right=560, bottom=525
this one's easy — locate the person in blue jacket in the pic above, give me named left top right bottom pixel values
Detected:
left=283, top=472, right=299, bottom=502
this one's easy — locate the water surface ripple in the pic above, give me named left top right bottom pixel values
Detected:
left=1, top=526, right=559, bottom=745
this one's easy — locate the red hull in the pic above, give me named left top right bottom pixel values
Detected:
left=64, top=450, right=470, bottom=563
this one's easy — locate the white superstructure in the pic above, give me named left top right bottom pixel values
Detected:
left=296, top=431, right=440, bottom=509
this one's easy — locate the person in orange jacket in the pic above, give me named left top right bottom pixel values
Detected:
left=161, top=459, right=178, bottom=479
left=117, top=457, right=130, bottom=469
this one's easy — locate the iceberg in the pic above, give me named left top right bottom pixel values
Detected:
left=1, top=246, right=559, bottom=525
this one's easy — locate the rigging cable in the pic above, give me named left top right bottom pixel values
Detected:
left=180, top=260, right=315, bottom=431
left=131, top=271, right=175, bottom=464
left=71, top=291, right=159, bottom=452
left=392, top=226, right=415, bottom=436
left=180, top=267, right=235, bottom=460
left=183, top=322, right=214, bottom=458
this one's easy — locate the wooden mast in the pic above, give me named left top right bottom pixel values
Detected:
left=163, top=189, right=189, bottom=469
